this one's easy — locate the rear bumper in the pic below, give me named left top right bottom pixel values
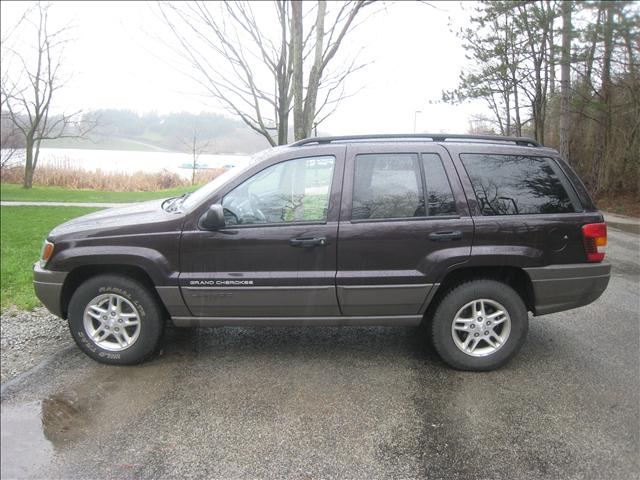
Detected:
left=33, top=263, right=67, bottom=318
left=524, top=262, right=611, bottom=316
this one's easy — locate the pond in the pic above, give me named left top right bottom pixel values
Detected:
left=7, top=148, right=252, bottom=180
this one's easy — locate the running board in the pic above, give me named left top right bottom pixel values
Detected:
left=171, top=315, right=422, bottom=327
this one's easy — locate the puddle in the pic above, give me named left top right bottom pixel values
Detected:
left=1, top=401, right=54, bottom=479
left=1, top=360, right=175, bottom=477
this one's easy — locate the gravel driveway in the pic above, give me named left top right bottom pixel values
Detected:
left=0, top=307, right=71, bottom=383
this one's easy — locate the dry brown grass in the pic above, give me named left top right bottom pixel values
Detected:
left=0, top=161, right=226, bottom=192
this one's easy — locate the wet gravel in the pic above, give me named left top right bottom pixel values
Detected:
left=0, top=307, right=72, bottom=384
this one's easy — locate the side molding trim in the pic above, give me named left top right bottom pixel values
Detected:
left=171, top=315, right=422, bottom=327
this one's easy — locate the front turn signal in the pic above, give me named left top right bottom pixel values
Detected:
left=40, top=240, right=55, bottom=267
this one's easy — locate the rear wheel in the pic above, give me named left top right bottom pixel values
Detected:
left=68, top=274, right=164, bottom=365
left=431, top=279, right=528, bottom=371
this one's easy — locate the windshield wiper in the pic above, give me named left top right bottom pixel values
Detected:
left=174, top=192, right=191, bottom=212
left=162, top=193, right=188, bottom=213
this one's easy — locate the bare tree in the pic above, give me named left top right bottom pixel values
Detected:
left=180, top=124, right=211, bottom=185
left=157, top=1, right=374, bottom=146
left=2, top=2, right=95, bottom=188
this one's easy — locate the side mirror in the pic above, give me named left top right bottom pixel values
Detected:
left=199, top=204, right=226, bottom=230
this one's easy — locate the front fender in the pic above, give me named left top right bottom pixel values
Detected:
left=47, top=246, right=178, bottom=285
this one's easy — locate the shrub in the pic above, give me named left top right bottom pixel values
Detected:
left=0, top=160, right=226, bottom=192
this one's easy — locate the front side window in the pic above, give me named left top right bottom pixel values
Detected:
left=352, top=153, right=424, bottom=220
left=222, top=156, right=335, bottom=226
left=460, top=154, right=575, bottom=215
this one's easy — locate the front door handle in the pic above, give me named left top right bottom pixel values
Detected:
left=429, top=230, right=463, bottom=242
left=288, top=236, right=327, bottom=248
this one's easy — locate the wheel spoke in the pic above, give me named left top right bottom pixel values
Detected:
left=123, top=318, right=139, bottom=326
left=87, top=310, right=104, bottom=321
left=120, top=328, right=131, bottom=343
left=94, top=328, right=111, bottom=342
left=467, top=337, right=479, bottom=352
left=474, top=301, right=483, bottom=317
left=88, top=305, right=107, bottom=320
left=92, top=326, right=105, bottom=339
left=453, top=319, right=473, bottom=331
left=114, top=332, right=127, bottom=348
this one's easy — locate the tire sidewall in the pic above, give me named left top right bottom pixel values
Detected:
left=68, top=276, right=163, bottom=365
left=432, top=280, right=528, bottom=371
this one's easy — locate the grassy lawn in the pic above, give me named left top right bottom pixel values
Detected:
left=1, top=183, right=195, bottom=203
left=1, top=206, right=101, bottom=310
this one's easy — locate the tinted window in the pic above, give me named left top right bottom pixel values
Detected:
left=422, top=154, right=457, bottom=216
left=222, top=156, right=334, bottom=225
left=460, top=154, right=575, bottom=215
left=352, top=153, right=424, bottom=220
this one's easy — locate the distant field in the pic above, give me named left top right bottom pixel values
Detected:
left=0, top=183, right=195, bottom=203
left=40, top=135, right=169, bottom=152
left=1, top=206, right=101, bottom=310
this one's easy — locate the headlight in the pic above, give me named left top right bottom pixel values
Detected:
left=40, top=240, right=55, bottom=267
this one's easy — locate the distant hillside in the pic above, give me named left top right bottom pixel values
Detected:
left=41, top=110, right=273, bottom=154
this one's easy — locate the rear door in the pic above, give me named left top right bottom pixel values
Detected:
left=336, top=143, right=473, bottom=316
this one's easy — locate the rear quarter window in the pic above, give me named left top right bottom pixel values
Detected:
left=460, top=153, right=576, bottom=215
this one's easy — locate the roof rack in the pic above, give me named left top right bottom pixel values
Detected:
left=290, top=134, right=541, bottom=148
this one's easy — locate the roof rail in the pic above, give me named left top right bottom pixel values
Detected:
left=290, top=134, right=541, bottom=148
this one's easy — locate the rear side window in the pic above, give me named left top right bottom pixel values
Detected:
left=460, top=154, right=575, bottom=215
left=422, top=154, right=457, bottom=216
left=352, top=153, right=424, bottom=220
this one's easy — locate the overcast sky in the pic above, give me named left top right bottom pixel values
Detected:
left=1, top=1, right=483, bottom=136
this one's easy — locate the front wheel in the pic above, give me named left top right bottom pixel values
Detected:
left=431, top=279, right=528, bottom=371
left=68, top=274, right=164, bottom=365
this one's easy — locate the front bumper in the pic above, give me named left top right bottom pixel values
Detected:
left=33, top=263, right=67, bottom=318
left=524, top=262, right=611, bottom=316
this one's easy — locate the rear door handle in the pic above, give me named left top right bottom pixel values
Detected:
left=288, top=236, right=327, bottom=248
left=429, top=230, right=463, bottom=242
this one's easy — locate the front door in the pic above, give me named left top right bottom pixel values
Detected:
left=336, top=143, right=473, bottom=316
left=179, top=152, right=344, bottom=317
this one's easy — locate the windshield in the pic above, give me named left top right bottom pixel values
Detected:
left=180, top=150, right=275, bottom=211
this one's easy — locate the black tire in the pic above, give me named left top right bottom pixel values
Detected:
left=431, top=279, right=528, bottom=371
left=68, top=274, right=165, bottom=365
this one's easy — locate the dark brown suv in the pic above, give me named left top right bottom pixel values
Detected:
left=33, top=134, right=611, bottom=370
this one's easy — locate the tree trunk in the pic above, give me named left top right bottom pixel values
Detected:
left=591, top=1, right=614, bottom=194
left=559, top=0, right=571, bottom=162
left=301, top=0, right=326, bottom=138
left=276, top=0, right=290, bottom=145
left=192, top=135, right=197, bottom=186
left=23, top=134, right=34, bottom=189
left=291, top=1, right=304, bottom=141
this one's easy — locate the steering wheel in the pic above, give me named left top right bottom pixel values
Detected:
left=223, top=207, right=239, bottom=226
left=249, top=193, right=267, bottom=223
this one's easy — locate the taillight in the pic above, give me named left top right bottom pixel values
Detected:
left=582, top=223, right=607, bottom=262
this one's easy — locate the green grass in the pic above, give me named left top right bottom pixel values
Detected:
left=1, top=206, right=101, bottom=310
left=1, top=183, right=195, bottom=203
